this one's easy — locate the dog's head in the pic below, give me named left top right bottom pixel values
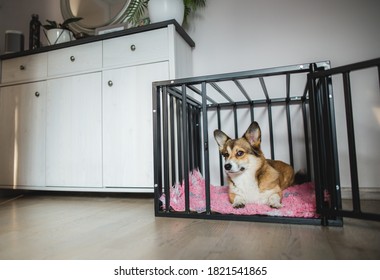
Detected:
left=214, top=121, right=264, bottom=177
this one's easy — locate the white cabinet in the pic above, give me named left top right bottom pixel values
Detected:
left=1, top=53, right=47, bottom=84
left=103, top=62, right=169, bottom=189
left=46, top=73, right=103, bottom=187
left=0, top=22, right=193, bottom=193
left=48, top=42, right=102, bottom=77
left=103, top=28, right=169, bottom=68
left=0, top=82, right=46, bottom=186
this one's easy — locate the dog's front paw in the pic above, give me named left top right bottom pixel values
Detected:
left=232, top=196, right=246, bottom=208
left=268, top=194, right=282, bottom=208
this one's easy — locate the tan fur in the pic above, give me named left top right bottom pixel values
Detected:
left=214, top=121, right=295, bottom=208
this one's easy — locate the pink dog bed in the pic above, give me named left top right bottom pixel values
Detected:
left=160, top=170, right=318, bottom=218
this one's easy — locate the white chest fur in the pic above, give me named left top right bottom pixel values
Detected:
left=229, top=175, right=276, bottom=205
left=227, top=157, right=279, bottom=207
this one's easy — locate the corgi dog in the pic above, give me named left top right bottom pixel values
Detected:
left=214, top=121, right=295, bottom=208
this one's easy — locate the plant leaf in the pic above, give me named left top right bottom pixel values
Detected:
left=183, top=0, right=206, bottom=27
left=42, top=20, right=57, bottom=30
left=125, top=0, right=149, bottom=27
left=61, top=17, right=83, bottom=29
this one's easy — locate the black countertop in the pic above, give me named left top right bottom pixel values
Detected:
left=0, top=20, right=195, bottom=60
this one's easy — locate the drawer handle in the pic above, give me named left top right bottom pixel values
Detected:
left=35, top=92, right=40, bottom=97
left=130, top=44, right=136, bottom=51
left=108, top=80, right=113, bottom=87
left=70, top=55, right=75, bottom=62
left=20, top=65, right=26, bottom=70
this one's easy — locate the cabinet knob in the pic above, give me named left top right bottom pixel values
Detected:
left=35, top=92, right=40, bottom=97
left=108, top=80, right=113, bottom=87
left=130, top=44, right=136, bottom=51
left=20, top=65, right=26, bottom=70
left=70, top=55, right=75, bottom=62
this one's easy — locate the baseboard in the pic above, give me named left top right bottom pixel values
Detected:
left=341, top=186, right=380, bottom=200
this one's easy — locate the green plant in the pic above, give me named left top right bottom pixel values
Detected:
left=42, top=17, right=83, bottom=32
left=125, top=0, right=206, bottom=27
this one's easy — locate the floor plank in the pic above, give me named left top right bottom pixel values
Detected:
left=0, top=193, right=379, bottom=260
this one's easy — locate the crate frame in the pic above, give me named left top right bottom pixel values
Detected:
left=152, top=58, right=380, bottom=226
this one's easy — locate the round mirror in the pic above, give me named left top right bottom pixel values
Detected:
left=61, top=0, right=131, bottom=35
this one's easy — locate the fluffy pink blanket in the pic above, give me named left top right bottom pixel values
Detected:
left=160, top=170, right=318, bottom=218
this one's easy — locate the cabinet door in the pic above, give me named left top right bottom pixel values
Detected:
left=46, top=72, right=102, bottom=187
left=0, top=82, right=46, bottom=186
left=103, top=62, right=169, bottom=189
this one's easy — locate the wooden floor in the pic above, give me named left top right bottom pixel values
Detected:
left=0, top=192, right=379, bottom=260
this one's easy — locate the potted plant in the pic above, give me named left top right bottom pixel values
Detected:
left=126, top=0, right=206, bottom=27
left=42, top=17, right=82, bottom=45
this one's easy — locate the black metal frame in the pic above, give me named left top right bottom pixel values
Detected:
left=308, top=58, right=380, bottom=224
left=152, top=58, right=380, bottom=226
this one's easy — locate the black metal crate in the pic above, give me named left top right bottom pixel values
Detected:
left=308, top=58, right=380, bottom=224
left=152, top=59, right=380, bottom=226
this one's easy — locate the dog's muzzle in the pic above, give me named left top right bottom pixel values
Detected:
left=224, top=163, right=232, bottom=171
left=224, top=163, right=245, bottom=173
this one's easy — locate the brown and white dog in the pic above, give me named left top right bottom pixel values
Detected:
left=214, top=121, right=295, bottom=208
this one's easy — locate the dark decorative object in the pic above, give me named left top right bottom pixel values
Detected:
left=29, top=14, right=41, bottom=50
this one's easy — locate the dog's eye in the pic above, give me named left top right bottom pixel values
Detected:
left=236, top=151, right=244, bottom=157
left=222, top=152, right=229, bottom=158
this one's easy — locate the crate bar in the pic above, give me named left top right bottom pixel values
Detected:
left=302, top=99, right=312, bottom=181
left=319, top=209, right=380, bottom=222
left=187, top=105, right=194, bottom=171
left=187, top=84, right=217, bottom=105
left=161, top=86, right=171, bottom=212
left=152, top=62, right=318, bottom=89
left=206, top=96, right=303, bottom=109
left=308, top=71, right=327, bottom=224
left=201, top=82, right=212, bottom=214
left=250, top=101, right=255, bottom=123
left=194, top=107, right=202, bottom=172
left=216, top=106, right=224, bottom=186
left=167, top=87, right=201, bottom=107
left=155, top=211, right=341, bottom=226
left=233, top=80, right=251, bottom=101
left=325, top=75, right=342, bottom=215
left=152, top=83, right=163, bottom=215
left=181, top=84, right=190, bottom=213
left=259, top=77, right=275, bottom=160
left=169, top=96, right=176, bottom=185
left=302, top=78, right=309, bottom=99
left=342, top=72, right=361, bottom=213
left=232, top=79, right=252, bottom=137
left=176, top=99, right=183, bottom=183
left=310, top=57, right=380, bottom=78
left=210, top=82, right=234, bottom=103
left=301, top=79, right=311, bottom=179
left=233, top=105, right=239, bottom=138
left=195, top=105, right=202, bottom=171
left=319, top=77, right=336, bottom=220
left=285, top=73, right=294, bottom=167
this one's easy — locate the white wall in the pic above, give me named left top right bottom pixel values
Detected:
left=1, top=0, right=379, bottom=194
left=0, top=0, right=63, bottom=52
left=187, top=0, right=380, bottom=74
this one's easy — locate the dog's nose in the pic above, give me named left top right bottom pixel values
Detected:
left=224, top=163, right=232, bottom=171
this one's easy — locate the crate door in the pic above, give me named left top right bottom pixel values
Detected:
left=309, top=58, right=380, bottom=224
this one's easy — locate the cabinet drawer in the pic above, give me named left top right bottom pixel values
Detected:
left=103, top=28, right=169, bottom=68
left=1, top=53, right=47, bottom=83
left=48, top=41, right=102, bottom=76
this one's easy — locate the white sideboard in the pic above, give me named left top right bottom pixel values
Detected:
left=0, top=21, right=194, bottom=193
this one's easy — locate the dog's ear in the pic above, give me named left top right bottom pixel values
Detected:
left=244, top=121, right=261, bottom=148
left=214, top=130, right=230, bottom=148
